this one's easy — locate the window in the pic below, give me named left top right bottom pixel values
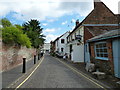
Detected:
left=61, top=39, right=64, bottom=43
left=61, top=48, right=64, bottom=52
left=95, top=42, right=108, bottom=60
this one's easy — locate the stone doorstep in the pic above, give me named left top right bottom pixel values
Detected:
left=116, top=81, right=120, bottom=87
left=92, top=72, right=106, bottom=80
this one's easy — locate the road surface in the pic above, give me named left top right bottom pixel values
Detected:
left=17, top=54, right=103, bottom=88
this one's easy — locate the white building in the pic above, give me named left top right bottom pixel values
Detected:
left=67, top=20, right=84, bottom=63
left=43, top=43, right=51, bottom=53
left=54, top=31, right=70, bottom=57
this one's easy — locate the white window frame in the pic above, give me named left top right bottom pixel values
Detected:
left=94, top=42, right=109, bottom=60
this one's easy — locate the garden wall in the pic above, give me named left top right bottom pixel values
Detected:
left=1, top=42, right=36, bottom=72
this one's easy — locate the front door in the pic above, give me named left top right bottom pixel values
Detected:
left=112, top=39, right=120, bottom=78
left=85, top=43, right=90, bottom=63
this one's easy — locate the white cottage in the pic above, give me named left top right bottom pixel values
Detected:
left=54, top=31, right=70, bottom=57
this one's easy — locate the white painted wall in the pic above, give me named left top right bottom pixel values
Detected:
left=58, top=32, right=70, bottom=55
left=67, top=26, right=84, bottom=62
left=71, top=44, right=84, bottom=62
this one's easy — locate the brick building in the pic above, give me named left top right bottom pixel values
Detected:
left=87, top=30, right=120, bottom=78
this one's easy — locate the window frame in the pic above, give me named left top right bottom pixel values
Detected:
left=61, top=39, right=65, bottom=44
left=94, top=42, right=109, bottom=60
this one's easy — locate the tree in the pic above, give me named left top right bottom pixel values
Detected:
left=22, top=19, right=45, bottom=48
left=2, top=26, right=31, bottom=48
left=15, top=24, right=23, bottom=30
left=1, top=18, right=12, bottom=28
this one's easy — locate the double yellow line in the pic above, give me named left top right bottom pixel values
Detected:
left=15, top=57, right=44, bottom=89
left=55, top=57, right=107, bottom=90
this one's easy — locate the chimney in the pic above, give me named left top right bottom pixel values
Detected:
left=94, top=0, right=102, bottom=8
left=76, top=19, right=79, bottom=27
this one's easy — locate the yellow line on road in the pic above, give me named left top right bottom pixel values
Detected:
left=15, top=57, right=44, bottom=89
left=55, top=58, right=107, bottom=90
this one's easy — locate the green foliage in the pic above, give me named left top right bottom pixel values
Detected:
left=17, top=34, right=31, bottom=48
left=2, top=26, right=31, bottom=48
left=22, top=19, right=45, bottom=48
left=1, top=18, right=12, bottom=28
left=15, top=24, right=23, bottom=30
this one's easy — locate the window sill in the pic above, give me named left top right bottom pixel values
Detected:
left=95, top=57, right=109, bottom=60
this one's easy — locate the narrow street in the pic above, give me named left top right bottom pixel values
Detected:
left=16, top=54, right=104, bottom=88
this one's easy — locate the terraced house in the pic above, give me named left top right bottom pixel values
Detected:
left=66, top=0, right=119, bottom=63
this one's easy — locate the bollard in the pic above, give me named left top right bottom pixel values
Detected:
left=38, top=54, right=40, bottom=60
left=22, top=58, right=26, bottom=73
left=34, top=55, right=36, bottom=64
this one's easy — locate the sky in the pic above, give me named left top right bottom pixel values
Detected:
left=0, top=0, right=119, bottom=43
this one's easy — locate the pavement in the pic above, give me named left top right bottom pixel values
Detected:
left=2, top=55, right=40, bottom=88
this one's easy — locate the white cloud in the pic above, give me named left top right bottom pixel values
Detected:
left=43, top=28, right=61, bottom=33
left=0, top=0, right=94, bottom=21
left=0, top=0, right=118, bottom=22
left=71, top=19, right=76, bottom=23
left=42, top=23, right=48, bottom=26
left=62, top=21, right=67, bottom=25
left=45, top=34, right=59, bottom=43
left=44, top=28, right=56, bottom=33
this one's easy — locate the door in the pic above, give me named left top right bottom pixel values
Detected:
left=113, top=39, right=120, bottom=78
left=69, top=44, right=72, bottom=60
left=85, top=43, right=90, bottom=63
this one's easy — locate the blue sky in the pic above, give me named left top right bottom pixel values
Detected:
left=0, top=0, right=119, bottom=43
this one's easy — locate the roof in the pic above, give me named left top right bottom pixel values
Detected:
left=67, top=1, right=119, bottom=38
left=53, top=31, right=70, bottom=42
left=87, top=29, right=120, bottom=42
left=85, top=26, right=120, bottom=36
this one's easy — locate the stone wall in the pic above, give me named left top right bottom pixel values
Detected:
left=1, top=43, right=36, bottom=72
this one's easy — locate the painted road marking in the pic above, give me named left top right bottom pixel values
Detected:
left=15, top=57, right=44, bottom=89
left=55, top=57, right=107, bottom=90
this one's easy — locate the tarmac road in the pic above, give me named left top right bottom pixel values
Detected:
left=18, top=54, right=103, bottom=88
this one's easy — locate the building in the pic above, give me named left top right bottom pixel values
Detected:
left=43, top=43, right=51, bottom=53
left=67, top=20, right=84, bottom=62
left=87, top=29, right=120, bottom=78
left=67, top=0, right=119, bottom=63
left=53, top=31, right=70, bottom=57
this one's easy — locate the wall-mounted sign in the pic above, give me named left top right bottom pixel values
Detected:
left=75, top=35, right=82, bottom=40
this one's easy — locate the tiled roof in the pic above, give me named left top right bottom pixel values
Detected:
left=85, top=26, right=120, bottom=36
left=88, top=29, right=120, bottom=42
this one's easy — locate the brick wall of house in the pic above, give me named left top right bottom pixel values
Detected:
left=82, top=1, right=119, bottom=44
left=83, top=1, right=118, bottom=24
left=90, top=40, right=114, bottom=75
left=1, top=43, right=36, bottom=72
left=84, top=27, right=94, bottom=43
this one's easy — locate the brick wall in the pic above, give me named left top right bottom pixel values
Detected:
left=84, top=27, right=94, bottom=43
left=90, top=40, right=114, bottom=75
left=83, top=1, right=118, bottom=24
left=1, top=43, right=36, bottom=72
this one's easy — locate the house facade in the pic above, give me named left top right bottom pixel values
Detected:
left=54, top=31, right=70, bottom=57
left=67, top=21, right=84, bottom=62
left=87, top=30, right=120, bottom=78
left=67, top=0, right=119, bottom=63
